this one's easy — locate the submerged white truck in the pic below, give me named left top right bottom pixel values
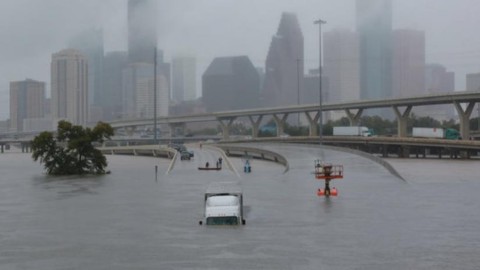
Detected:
left=199, top=182, right=245, bottom=226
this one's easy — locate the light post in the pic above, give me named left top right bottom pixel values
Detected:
left=314, top=19, right=326, bottom=145
left=153, top=47, right=158, bottom=144
left=297, top=58, right=301, bottom=126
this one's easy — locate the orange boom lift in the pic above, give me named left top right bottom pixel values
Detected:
left=314, top=160, right=343, bottom=197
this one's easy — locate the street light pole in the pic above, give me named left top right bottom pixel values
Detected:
left=297, top=58, right=301, bottom=126
left=314, top=19, right=326, bottom=145
left=153, top=47, right=158, bottom=144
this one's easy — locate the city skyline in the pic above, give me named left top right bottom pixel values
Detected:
left=1, top=0, right=480, bottom=120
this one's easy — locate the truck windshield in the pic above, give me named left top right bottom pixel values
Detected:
left=206, top=216, right=239, bottom=225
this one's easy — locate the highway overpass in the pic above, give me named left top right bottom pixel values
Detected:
left=108, top=91, right=480, bottom=140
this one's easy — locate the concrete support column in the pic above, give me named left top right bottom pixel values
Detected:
left=345, top=109, right=364, bottom=126
left=125, top=127, right=136, bottom=137
left=305, top=111, right=320, bottom=137
left=272, top=114, right=289, bottom=137
left=218, top=117, right=237, bottom=140
left=393, top=106, right=412, bottom=138
left=454, top=101, right=476, bottom=140
left=1, top=144, right=4, bottom=153
left=248, top=115, right=263, bottom=138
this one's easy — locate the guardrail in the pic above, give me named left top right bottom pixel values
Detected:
left=214, top=144, right=289, bottom=173
left=99, top=145, right=176, bottom=159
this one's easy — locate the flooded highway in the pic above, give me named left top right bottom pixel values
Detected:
left=1, top=143, right=479, bottom=269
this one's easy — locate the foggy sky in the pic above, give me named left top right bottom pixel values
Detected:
left=1, top=0, right=480, bottom=120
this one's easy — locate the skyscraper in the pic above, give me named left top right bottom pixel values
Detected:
left=9, top=79, right=45, bottom=132
left=122, top=62, right=169, bottom=119
left=425, top=64, right=455, bottom=94
left=392, top=29, right=426, bottom=98
left=128, top=0, right=157, bottom=64
left=68, top=28, right=104, bottom=109
left=356, top=0, right=392, bottom=101
left=324, top=28, right=360, bottom=103
left=466, top=73, right=480, bottom=92
left=103, top=51, right=128, bottom=120
left=423, top=64, right=455, bottom=120
left=51, top=49, right=88, bottom=126
left=263, top=12, right=304, bottom=108
left=202, top=56, right=260, bottom=112
left=172, top=56, right=197, bottom=102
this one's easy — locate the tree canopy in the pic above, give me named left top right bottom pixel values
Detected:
left=31, top=120, right=114, bottom=175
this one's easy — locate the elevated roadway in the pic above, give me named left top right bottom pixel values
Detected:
left=108, top=91, right=480, bottom=140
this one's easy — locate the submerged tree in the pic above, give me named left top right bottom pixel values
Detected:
left=31, top=120, right=114, bottom=175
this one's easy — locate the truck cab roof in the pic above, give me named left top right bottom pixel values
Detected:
left=206, top=181, right=242, bottom=196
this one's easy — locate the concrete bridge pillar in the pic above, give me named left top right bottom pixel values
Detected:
left=218, top=117, right=237, bottom=140
left=454, top=101, right=476, bottom=140
left=272, top=113, right=289, bottom=137
left=393, top=106, right=412, bottom=138
left=1, top=144, right=4, bottom=153
left=305, top=111, right=319, bottom=137
left=345, top=109, right=363, bottom=126
left=248, top=115, right=263, bottom=138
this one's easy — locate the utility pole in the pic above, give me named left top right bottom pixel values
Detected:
left=154, top=47, right=158, bottom=144
left=297, top=58, right=301, bottom=126
left=314, top=19, right=326, bottom=145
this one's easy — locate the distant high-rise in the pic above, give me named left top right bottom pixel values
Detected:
left=172, top=56, right=197, bottom=102
left=202, top=56, right=260, bottom=112
left=51, top=49, right=88, bottom=126
left=324, top=28, right=360, bottom=103
left=466, top=73, right=480, bottom=92
left=103, top=51, right=128, bottom=120
left=9, top=79, right=45, bottom=132
left=122, top=62, right=169, bottom=119
left=423, top=64, right=455, bottom=120
left=128, top=0, right=157, bottom=64
left=425, top=64, right=455, bottom=94
left=356, top=0, right=392, bottom=100
left=263, top=12, right=304, bottom=107
left=466, top=73, right=480, bottom=122
left=392, top=29, right=426, bottom=98
left=68, top=29, right=104, bottom=109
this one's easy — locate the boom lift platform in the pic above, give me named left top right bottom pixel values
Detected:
left=314, top=160, right=343, bottom=197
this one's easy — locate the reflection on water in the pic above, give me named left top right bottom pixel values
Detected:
left=33, top=175, right=106, bottom=199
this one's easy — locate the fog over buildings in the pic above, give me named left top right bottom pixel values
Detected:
left=1, top=0, right=480, bottom=121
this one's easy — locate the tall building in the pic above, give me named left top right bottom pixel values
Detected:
left=466, top=73, right=480, bottom=122
left=324, top=28, right=360, bottom=103
left=128, top=0, right=157, bottom=64
left=51, top=49, right=88, bottom=126
left=68, top=29, right=104, bottom=111
left=9, top=79, right=45, bottom=132
left=202, top=56, right=260, bottom=112
left=392, top=29, right=426, bottom=98
left=122, top=62, right=169, bottom=119
left=263, top=12, right=304, bottom=108
left=303, top=69, right=331, bottom=121
left=103, top=51, right=128, bottom=120
left=466, top=73, right=480, bottom=92
left=356, top=0, right=393, bottom=101
left=172, top=56, right=197, bottom=102
left=425, top=64, right=455, bottom=94
left=422, top=64, right=455, bottom=120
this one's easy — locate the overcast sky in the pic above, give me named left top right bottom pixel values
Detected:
left=1, top=0, right=480, bottom=120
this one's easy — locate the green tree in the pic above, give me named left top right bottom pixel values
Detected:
left=31, top=120, right=114, bottom=175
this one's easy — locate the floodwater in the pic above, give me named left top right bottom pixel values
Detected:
left=1, top=144, right=479, bottom=270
